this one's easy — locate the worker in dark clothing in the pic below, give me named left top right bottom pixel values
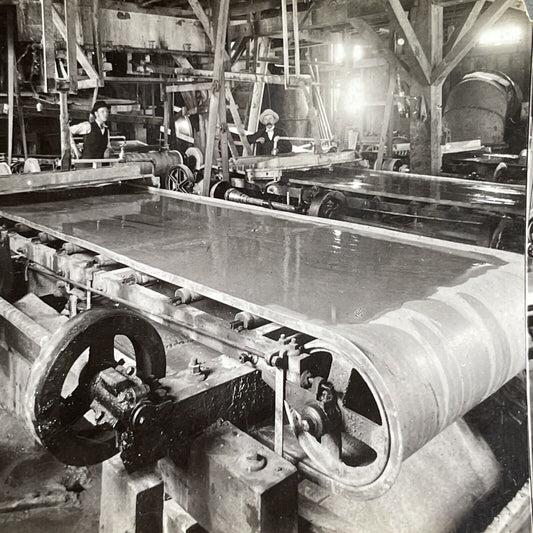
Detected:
left=247, top=109, right=292, bottom=156
left=69, top=101, right=112, bottom=159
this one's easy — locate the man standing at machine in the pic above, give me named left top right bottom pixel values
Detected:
left=247, top=109, right=292, bottom=155
left=69, top=101, right=112, bottom=159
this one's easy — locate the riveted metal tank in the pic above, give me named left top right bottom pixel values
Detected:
left=443, top=71, right=522, bottom=148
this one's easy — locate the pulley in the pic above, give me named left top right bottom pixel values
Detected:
left=25, top=307, right=166, bottom=466
left=308, top=190, right=346, bottom=219
left=164, top=164, right=196, bottom=193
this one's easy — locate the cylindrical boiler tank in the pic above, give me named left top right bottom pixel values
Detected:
left=443, top=71, right=522, bottom=148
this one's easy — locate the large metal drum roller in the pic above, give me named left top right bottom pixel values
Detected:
left=284, top=259, right=524, bottom=499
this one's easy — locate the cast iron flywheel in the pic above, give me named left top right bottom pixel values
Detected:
left=25, top=307, right=166, bottom=466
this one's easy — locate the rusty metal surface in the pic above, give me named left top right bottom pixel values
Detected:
left=0, top=185, right=525, bottom=499
left=288, top=168, right=525, bottom=215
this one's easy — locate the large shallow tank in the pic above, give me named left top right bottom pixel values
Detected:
left=443, top=71, right=522, bottom=148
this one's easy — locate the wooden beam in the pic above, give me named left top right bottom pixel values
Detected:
left=387, top=0, right=432, bottom=84
left=348, top=18, right=413, bottom=85
left=186, top=0, right=214, bottom=43
left=225, top=87, right=252, bottom=155
left=247, top=37, right=270, bottom=133
left=91, top=0, right=104, bottom=81
left=13, top=50, right=29, bottom=159
left=173, top=67, right=310, bottom=85
left=166, top=82, right=213, bottom=93
left=40, top=0, right=56, bottom=93
left=447, top=0, right=486, bottom=54
left=407, top=1, right=443, bottom=176
left=7, top=9, right=14, bottom=165
left=432, top=0, right=514, bottom=84
left=376, top=68, right=396, bottom=171
left=64, top=0, right=79, bottom=91
left=202, top=0, right=230, bottom=195
left=219, top=69, right=230, bottom=173
left=59, top=91, right=71, bottom=170
left=52, top=5, right=101, bottom=85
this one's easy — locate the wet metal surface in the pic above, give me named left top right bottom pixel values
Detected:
left=0, top=186, right=505, bottom=327
left=0, top=185, right=524, bottom=498
left=289, top=168, right=525, bottom=215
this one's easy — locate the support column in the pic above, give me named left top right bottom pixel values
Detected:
left=59, top=91, right=71, bottom=170
left=7, top=9, right=15, bottom=165
left=407, top=2, right=443, bottom=175
left=202, top=0, right=230, bottom=195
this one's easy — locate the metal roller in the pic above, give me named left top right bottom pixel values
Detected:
left=289, top=259, right=524, bottom=499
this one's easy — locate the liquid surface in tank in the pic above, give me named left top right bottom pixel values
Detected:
left=0, top=187, right=508, bottom=327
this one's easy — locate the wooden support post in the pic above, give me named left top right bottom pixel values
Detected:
left=41, top=0, right=56, bottom=93
left=408, top=2, right=443, bottom=175
left=59, top=91, right=71, bottom=170
left=15, top=62, right=29, bottom=159
left=218, top=69, right=230, bottom=177
left=64, top=0, right=78, bottom=92
left=432, top=0, right=513, bottom=85
left=52, top=5, right=100, bottom=87
left=247, top=38, right=271, bottom=133
left=91, top=0, right=104, bottom=81
left=387, top=0, right=432, bottom=84
left=16, top=97, right=28, bottom=159
left=7, top=9, right=15, bottom=165
left=446, top=0, right=486, bottom=53
left=202, top=0, right=230, bottom=195
left=376, top=67, right=397, bottom=171
left=100, top=455, right=163, bottom=533
left=159, top=422, right=298, bottom=533
left=303, top=86, right=322, bottom=153
left=292, top=0, right=301, bottom=77
left=281, top=0, right=290, bottom=85
left=226, top=87, right=253, bottom=155
left=163, top=94, right=171, bottom=148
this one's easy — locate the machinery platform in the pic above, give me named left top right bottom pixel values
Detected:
left=0, top=183, right=525, bottom=501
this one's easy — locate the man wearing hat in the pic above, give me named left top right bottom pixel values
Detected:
left=247, top=109, right=292, bottom=156
left=69, top=101, right=112, bottom=159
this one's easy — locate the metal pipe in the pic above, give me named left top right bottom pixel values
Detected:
left=224, top=188, right=298, bottom=212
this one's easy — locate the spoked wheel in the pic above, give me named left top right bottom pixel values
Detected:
left=164, top=164, right=196, bottom=193
left=25, top=307, right=166, bottom=466
left=308, top=191, right=346, bottom=219
left=268, top=340, right=395, bottom=500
